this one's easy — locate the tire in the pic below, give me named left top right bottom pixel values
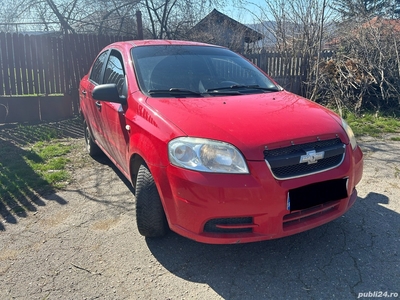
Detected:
left=83, top=120, right=101, bottom=157
left=135, top=164, right=168, bottom=237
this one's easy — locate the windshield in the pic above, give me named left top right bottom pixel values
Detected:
left=131, top=45, right=280, bottom=97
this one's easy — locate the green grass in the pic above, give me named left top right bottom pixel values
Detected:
left=344, top=112, right=400, bottom=138
left=0, top=140, right=72, bottom=202
left=0, top=121, right=77, bottom=215
left=24, top=142, right=71, bottom=187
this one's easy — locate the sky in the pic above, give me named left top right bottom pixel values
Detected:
left=218, top=0, right=268, bottom=24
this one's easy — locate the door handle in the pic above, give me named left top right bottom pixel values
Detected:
left=95, top=101, right=102, bottom=109
left=81, top=90, right=87, bottom=96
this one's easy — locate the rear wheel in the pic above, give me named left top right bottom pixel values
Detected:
left=135, top=164, right=168, bottom=237
left=83, top=120, right=101, bottom=157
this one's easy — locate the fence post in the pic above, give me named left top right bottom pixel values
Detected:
left=136, top=11, right=143, bottom=40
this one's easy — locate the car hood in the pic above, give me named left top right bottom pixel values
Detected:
left=146, top=91, right=347, bottom=160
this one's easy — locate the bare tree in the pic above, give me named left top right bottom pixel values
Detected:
left=239, top=0, right=335, bottom=99
left=233, top=0, right=399, bottom=114
left=140, top=0, right=223, bottom=39
left=95, top=0, right=141, bottom=35
left=0, top=0, right=34, bottom=32
left=333, top=0, right=395, bottom=20
left=0, top=0, right=224, bottom=39
left=45, top=0, right=76, bottom=33
left=318, top=17, right=400, bottom=115
left=0, top=0, right=141, bottom=35
left=335, top=0, right=384, bottom=19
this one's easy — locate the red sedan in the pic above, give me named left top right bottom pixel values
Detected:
left=79, top=40, right=363, bottom=244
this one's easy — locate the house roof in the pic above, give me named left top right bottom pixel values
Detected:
left=326, top=17, right=400, bottom=49
left=362, top=16, right=400, bottom=32
left=189, top=9, right=263, bottom=43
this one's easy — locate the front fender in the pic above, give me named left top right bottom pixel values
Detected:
left=124, top=95, right=184, bottom=186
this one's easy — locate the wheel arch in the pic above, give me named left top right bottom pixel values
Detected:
left=127, top=128, right=171, bottom=185
left=129, top=154, right=146, bottom=189
left=82, top=113, right=95, bottom=140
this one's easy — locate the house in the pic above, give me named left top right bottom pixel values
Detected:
left=187, top=9, right=263, bottom=52
left=360, top=16, right=400, bottom=40
left=326, top=17, right=400, bottom=50
left=361, top=16, right=400, bottom=32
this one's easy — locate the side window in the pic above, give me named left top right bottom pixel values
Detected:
left=104, top=51, right=125, bottom=94
left=89, top=51, right=108, bottom=84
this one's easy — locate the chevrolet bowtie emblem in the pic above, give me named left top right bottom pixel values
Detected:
left=300, top=150, right=325, bottom=164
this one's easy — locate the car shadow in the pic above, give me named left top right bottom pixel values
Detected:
left=145, top=191, right=399, bottom=298
left=68, top=148, right=136, bottom=213
left=88, top=153, right=135, bottom=194
left=0, top=117, right=84, bottom=230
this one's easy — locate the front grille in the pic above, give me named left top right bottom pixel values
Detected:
left=204, top=217, right=253, bottom=233
left=264, top=138, right=345, bottom=179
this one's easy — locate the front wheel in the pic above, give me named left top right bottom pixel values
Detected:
left=135, top=164, right=168, bottom=237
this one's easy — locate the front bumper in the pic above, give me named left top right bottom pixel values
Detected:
left=152, top=145, right=363, bottom=244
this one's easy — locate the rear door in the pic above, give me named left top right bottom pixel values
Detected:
left=80, top=50, right=109, bottom=147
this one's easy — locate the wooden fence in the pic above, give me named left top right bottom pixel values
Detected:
left=245, top=50, right=334, bottom=94
left=0, top=32, right=132, bottom=123
left=0, top=32, right=333, bottom=124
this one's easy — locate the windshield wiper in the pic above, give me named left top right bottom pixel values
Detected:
left=148, top=88, right=203, bottom=97
left=206, top=85, right=281, bottom=93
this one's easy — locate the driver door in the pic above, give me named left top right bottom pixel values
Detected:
left=99, top=49, right=130, bottom=175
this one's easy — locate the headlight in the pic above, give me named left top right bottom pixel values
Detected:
left=168, top=137, right=249, bottom=173
left=341, top=119, right=357, bottom=150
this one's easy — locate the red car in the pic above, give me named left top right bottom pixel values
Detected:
left=79, top=40, right=363, bottom=244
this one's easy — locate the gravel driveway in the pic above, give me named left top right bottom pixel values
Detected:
left=1, top=124, right=399, bottom=299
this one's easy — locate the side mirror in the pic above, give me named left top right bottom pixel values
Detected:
left=92, top=83, right=127, bottom=105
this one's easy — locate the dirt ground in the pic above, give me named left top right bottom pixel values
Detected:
left=0, top=121, right=399, bottom=300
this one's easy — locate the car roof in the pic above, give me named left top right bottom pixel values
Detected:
left=107, top=39, right=223, bottom=50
